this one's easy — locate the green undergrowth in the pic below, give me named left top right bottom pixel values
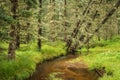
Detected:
left=80, top=36, right=120, bottom=53
left=74, top=38, right=120, bottom=80
left=49, top=72, right=63, bottom=80
left=0, top=41, right=66, bottom=80
left=82, top=51, right=120, bottom=80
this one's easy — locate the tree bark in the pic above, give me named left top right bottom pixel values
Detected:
left=16, top=22, right=20, bottom=49
left=64, top=0, right=67, bottom=41
left=68, top=0, right=120, bottom=53
left=8, top=0, right=18, bottom=60
left=84, top=0, right=120, bottom=45
left=37, top=0, right=42, bottom=50
left=66, top=0, right=93, bottom=54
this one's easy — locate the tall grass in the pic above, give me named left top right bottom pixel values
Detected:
left=0, top=41, right=66, bottom=80
left=74, top=37, right=120, bottom=80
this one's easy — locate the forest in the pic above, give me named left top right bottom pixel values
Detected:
left=0, top=0, right=120, bottom=80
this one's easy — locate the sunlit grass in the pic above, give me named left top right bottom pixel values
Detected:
left=49, top=72, right=63, bottom=80
left=0, top=41, right=66, bottom=80
left=73, top=38, right=120, bottom=80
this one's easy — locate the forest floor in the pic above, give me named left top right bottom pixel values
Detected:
left=70, top=38, right=120, bottom=80
left=0, top=37, right=120, bottom=80
left=0, top=41, right=66, bottom=80
left=29, top=55, right=98, bottom=80
left=29, top=37, right=120, bottom=80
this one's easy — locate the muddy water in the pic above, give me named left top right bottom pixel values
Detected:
left=28, top=55, right=99, bottom=80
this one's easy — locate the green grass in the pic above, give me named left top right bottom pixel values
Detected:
left=80, top=36, right=120, bottom=54
left=49, top=72, right=63, bottom=80
left=82, top=51, right=120, bottom=80
left=0, top=41, right=66, bottom=80
left=73, top=37, right=120, bottom=80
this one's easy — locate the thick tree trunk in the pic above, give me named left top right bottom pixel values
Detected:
left=8, top=0, right=18, bottom=60
left=8, top=27, right=16, bottom=60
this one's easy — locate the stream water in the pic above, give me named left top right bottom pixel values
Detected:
left=28, top=55, right=99, bottom=80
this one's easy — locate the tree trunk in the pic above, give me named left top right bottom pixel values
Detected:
left=38, top=0, right=42, bottom=50
left=16, top=22, right=20, bottom=49
left=84, top=0, right=120, bottom=45
left=8, top=0, right=18, bottom=60
left=64, top=0, right=67, bottom=41
left=97, top=32, right=101, bottom=41
left=118, top=20, right=120, bottom=35
left=66, top=0, right=93, bottom=54
left=67, top=0, right=120, bottom=53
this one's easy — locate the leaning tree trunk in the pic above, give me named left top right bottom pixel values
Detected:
left=84, top=0, right=120, bottom=46
left=66, top=0, right=93, bottom=54
left=67, top=0, right=120, bottom=54
left=77, top=9, right=100, bottom=52
left=37, top=0, right=42, bottom=50
left=8, top=0, right=18, bottom=60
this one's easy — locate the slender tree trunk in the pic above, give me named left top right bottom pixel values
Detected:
left=66, top=0, right=93, bottom=54
left=68, top=0, right=120, bottom=53
left=64, top=0, right=67, bottom=17
left=26, top=23, right=31, bottom=43
left=50, top=0, right=52, bottom=3
left=84, top=0, right=120, bottom=44
left=8, top=0, right=18, bottom=60
left=52, top=0, right=55, bottom=6
left=52, top=0, right=55, bottom=19
left=16, top=22, right=20, bottom=49
left=97, top=32, right=101, bottom=41
left=117, top=26, right=119, bottom=35
left=64, top=0, right=67, bottom=41
left=26, top=6, right=31, bottom=43
left=37, top=0, right=42, bottom=50
left=50, top=0, right=56, bottom=41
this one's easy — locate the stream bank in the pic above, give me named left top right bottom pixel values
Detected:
left=28, top=55, right=99, bottom=80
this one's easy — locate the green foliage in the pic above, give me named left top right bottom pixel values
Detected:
left=40, top=41, right=66, bottom=59
left=83, top=36, right=120, bottom=51
left=80, top=40, right=120, bottom=80
left=0, top=0, right=120, bottom=80
left=20, top=10, right=33, bottom=18
left=89, top=41, right=108, bottom=48
left=49, top=72, right=63, bottom=80
left=84, top=51, right=120, bottom=80
left=0, top=58, right=35, bottom=80
left=0, top=7, right=14, bottom=41
left=24, top=0, right=38, bottom=8
left=71, top=38, right=120, bottom=80
left=0, top=27, right=9, bottom=41
left=0, top=41, right=66, bottom=80
left=41, top=44, right=65, bottom=59
left=0, top=7, right=15, bottom=25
